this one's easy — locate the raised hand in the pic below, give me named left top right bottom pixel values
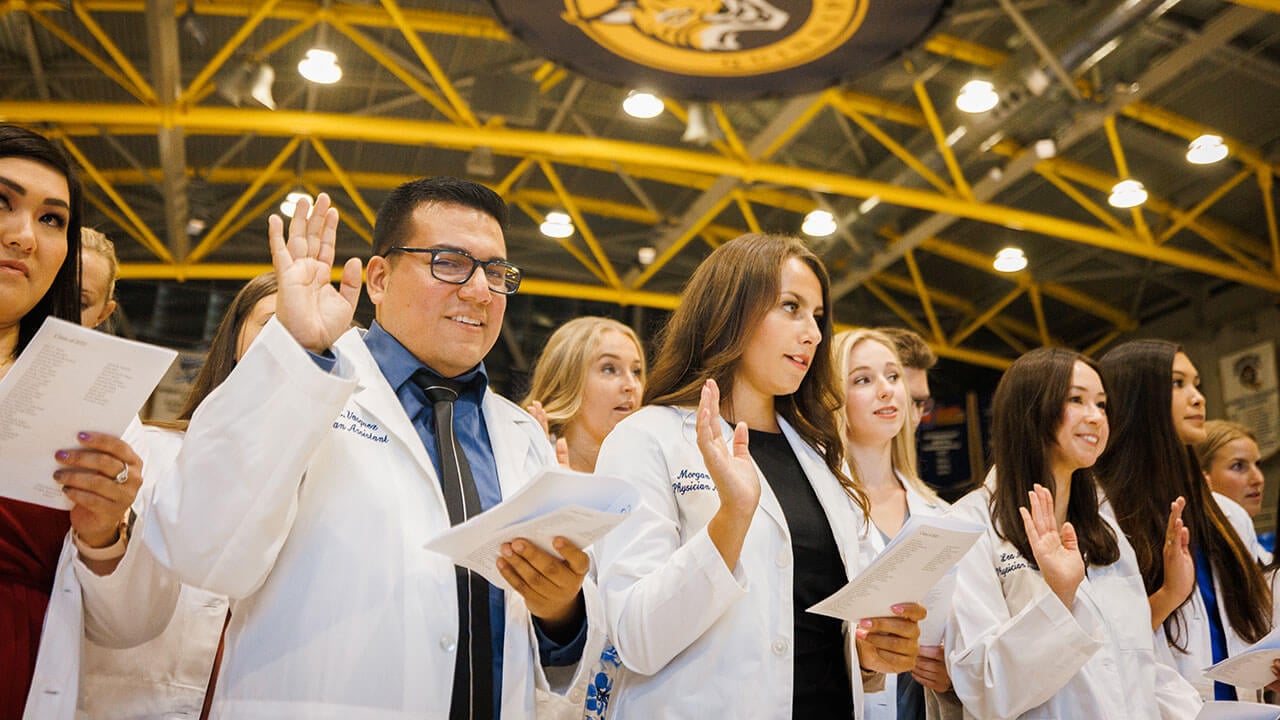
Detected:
left=696, top=379, right=760, bottom=571
left=1149, top=496, right=1193, bottom=629
left=1019, top=484, right=1085, bottom=609
left=267, top=193, right=363, bottom=354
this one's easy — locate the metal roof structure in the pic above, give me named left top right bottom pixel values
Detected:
left=2, top=0, right=1278, bottom=381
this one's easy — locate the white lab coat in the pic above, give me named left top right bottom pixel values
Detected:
left=141, top=318, right=601, bottom=720
left=857, top=474, right=950, bottom=720
left=947, top=484, right=1201, bottom=720
left=79, top=425, right=227, bottom=719
left=22, top=415, right=177, bottom=717
left=593, top=406, right=868, bottom=719
left=1155, top=493, right=1264, bottom=701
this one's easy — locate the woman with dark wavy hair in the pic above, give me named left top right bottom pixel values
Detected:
left=1096, top=340, right=1272, bottom=702
left=946, top=347, right=1200, bottom=718
left=0, top=124, right=143, bottom=719
left=593, top=233, right=924, bottom=719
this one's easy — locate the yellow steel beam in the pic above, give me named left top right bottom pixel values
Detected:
left=327, top=17, right=463, bottom=124
left=494, top=156, right=534, bottom=197
left=83, top=187, right=149, bottom=251
left=511, top=202, right=609, bottom=285
left=861, top=279, right=932, bottom=338
left=59, top=135, right=173, bottom=262
left=913, top=81, right=972, bottom=200
left=308, top=137, right=378, bottom=227
left=1084, top=328, right=1125, bottom=358
left=538, top=159, right=622, bottom=288
left=379, top=0, right=477, bottom=127
left=24, top=10, right=150, bottom=103
left=987, top=321, right=1030, bottom=356
left=188, top=136, right=301, bottom=262
left=213, top=182, right=294, bottom=249
left=1261, top=169, right=1280, bottom=273
left=710, top=103, right=750, bottom=162
left=71, top=1, right=157, bottom=104
left=1157, top=168, right=1253, bottom=245
left=1028, top=285, right=1050, bottom=347
left=1103, top=117, right=1151, bottom=243
left=732, top=190, right=761, bottom=234
left=950, top=287, right=1024, bottom=347
left=1035, top=167, right=1133, bottom=237
left=1225, top=0, right=1280, bottom=12
left=251, top=15, right=319, bottom=61
left=664, top=101, right=740, bottom=162
left=631, top=193, right=732, bottom=290
left=756, top=91, right=831, bottom=161
left=11, top=103, right=1280, bottom=292
left=831, top=89, right=925, bottom=128
left=903, top=249, right=944, bottom=342
left=923, top=34, right=1007, bottom=67
left=1123, top=103, right=1276, bottom=174
left=830, top=97, right=954, bottom=195
left=300, top=179, right=372, bottom=244
left=180, top=0, right=282, bottom=105
left=873, top=271, right=1045, bottom=345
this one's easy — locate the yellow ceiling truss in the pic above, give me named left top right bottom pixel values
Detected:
left=0, top=0, right=1275, bottom=372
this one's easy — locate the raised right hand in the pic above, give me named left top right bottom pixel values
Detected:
left=1019, top=483, right=1085, bottom=609
left=1149, top=496, right=1194, bottom=628
left=695, top=379, right=760, bottom=514
left=267, top=193, right=363, bottom=354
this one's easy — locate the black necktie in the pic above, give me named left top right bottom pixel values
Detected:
left=412, top=371, right=494, bottom=720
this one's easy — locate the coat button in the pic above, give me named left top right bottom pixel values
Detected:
left=440, top=635, right=457, bottom=653
left=772, top=637, right=789, bottom=656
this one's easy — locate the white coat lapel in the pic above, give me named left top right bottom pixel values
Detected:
left=336, top=330, right=441, bottom=493
left=779, top=416, right=860, bottom=576
left=483, top=390, right=542, bottom=501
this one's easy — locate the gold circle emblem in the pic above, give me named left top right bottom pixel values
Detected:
left=562, top=1, right=868, bottom=77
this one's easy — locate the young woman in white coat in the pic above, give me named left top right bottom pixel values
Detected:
left=78, top=272, right=278, bottom=719
left=522, top=315, right=646, bottom=719
left=593, top=232, right=925, bottom=719
left=833, top=328, right=954, bottom=720
left=1196, top=420, right=1270, bottom=564
left=946, top=347, right=1201, bottom=719
left=1096, top=340, right=1273, bottom=702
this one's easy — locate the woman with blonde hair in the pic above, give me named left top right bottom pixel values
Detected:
left=593, top=233, right=924, bottom=718
left=832, top=328, right=952, bottom=719
left=79, top=227, right=118, bottom=329
left=523, top=316, right=644, bottom=474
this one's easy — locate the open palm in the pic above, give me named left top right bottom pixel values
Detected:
left=1020, top=484, right=1085, bottom=608
left=267, top=193, right=363, bottom=353
left=694, top=379, right=760, bottom=514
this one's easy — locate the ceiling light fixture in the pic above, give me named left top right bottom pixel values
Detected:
left=956, top=80, right=999, bottom=113
left=637, top=246, right=656, bottom=266
left=801, top=209, right=837, bottom=238
left=298, top=49, right=343, bottom=85
left=623, top=90, right=664, bottom=119
left=540, top=211, right=575, bottom=238
left=992, top=247, right=1028, bottom=273
left=1108, top=179, right=1148, bottom=208
left=1186, top=134, right=1228, bottom=165
left=280, top=192, right=312, bottom=219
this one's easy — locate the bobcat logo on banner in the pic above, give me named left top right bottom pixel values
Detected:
left=490, top=1, right=948, bottom=100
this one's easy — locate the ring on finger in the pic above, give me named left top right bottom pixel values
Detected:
left=113, top=465, right=129, bottom=484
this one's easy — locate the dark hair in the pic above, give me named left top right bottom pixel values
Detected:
left=371, top=176, right=507, bottom=257
left=989, top=348, right=1119, bottom=568
left=1, top=125, right=83, bottom=359
left=877, top=327, right=937, bottom=371
left=172, top=273, right=279, bottom=426
left=1096, top=339, right=1270, bottom=648
left=644, top=233, right=865, bottom=515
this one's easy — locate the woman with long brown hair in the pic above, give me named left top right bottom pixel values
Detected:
left=592, top=233, right=924, bottom=718
left=946, top=347, right=1200, bottom=718
left=1096, top=340, right=1272, bottom=701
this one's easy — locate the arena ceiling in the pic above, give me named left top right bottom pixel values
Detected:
left=1, top=0, right=1278, bottom=377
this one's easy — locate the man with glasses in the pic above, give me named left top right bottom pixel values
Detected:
left=144, top=178, right=598, bottom=719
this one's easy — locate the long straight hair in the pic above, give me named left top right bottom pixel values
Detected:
left=163, top=273, right=279, bottom=428
left=1, top=125, right=83, bottom=358
left=989, top=347, right=1119, bottom=568
left=1096, top=340, right=1270, bottom=648
left=522, top=316, right=646, bottom=437
left=832, top=328, right=939, bottom=506
left=644, top=233, right=864, bottom=515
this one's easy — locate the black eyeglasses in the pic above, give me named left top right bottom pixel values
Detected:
left=387, top=246, right=522, bottom=295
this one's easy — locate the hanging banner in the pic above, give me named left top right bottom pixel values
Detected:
left=489, top=1, right=949, bottom=100
left=1219, top=341, right=1280, bottom=460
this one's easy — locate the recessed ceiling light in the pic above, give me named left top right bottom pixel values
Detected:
left=540, top=211, right=574, bottom=238
left=956, top=80, right=999, bottom=113
left=622, top=90, right=664, bottom=119
left=993, top=247, right=1028, bottom=273
left=1186, top=134, right=1228, bottom=165
left=280, top=191, right=312, bottom=218
left=1108, top=179, right=1148, bottom=209
left=298, top=49, right=342, bottom=84
left=801, top=209, right=837, bottom=237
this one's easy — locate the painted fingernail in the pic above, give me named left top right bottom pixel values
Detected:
left=501, top=545, right=512, bottom=558
left=855, top=627, right=869, bottom=639
left=891, top=604, right=905, bottom=614
left=513, top=540, right=525, bottom=552
left=77, top=432, right=90, bottom=440
left=859, top=618, right=873, bottom=628
left=55, top=450, right=69, bottom=461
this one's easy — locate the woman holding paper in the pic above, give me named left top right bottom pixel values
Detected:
left=0, top=124, right=144, bottom=718
left=946, top=347, right=1201, bottom=719
left=1096, top=341, right=1272, bottom=702
left=77, top=272, right=278, bottom=719
left=833, top=328, right=955, bottom=720
left=593, top=232, right=924, bottom=719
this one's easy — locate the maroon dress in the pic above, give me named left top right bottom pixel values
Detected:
left=0, top=497, right=70, bottom=717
